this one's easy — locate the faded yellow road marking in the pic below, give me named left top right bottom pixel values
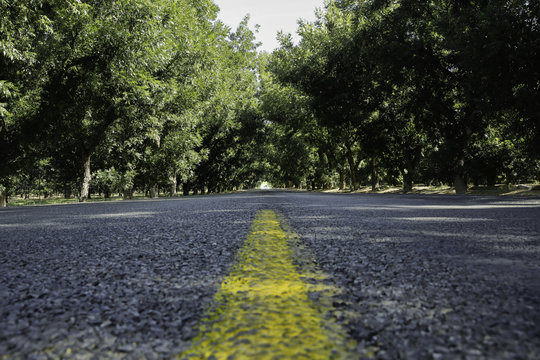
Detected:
left=180, top=210, right=355, bottom=359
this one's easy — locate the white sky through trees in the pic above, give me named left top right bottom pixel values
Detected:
left=213, top=0, right=325, bottom=53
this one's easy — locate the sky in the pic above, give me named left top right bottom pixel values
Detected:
left=213, top=0, right=326, bottom=53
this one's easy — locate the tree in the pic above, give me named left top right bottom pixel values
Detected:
left=0, top=0, right=51, bottom=206
left=7, top=0, right=222, bottom=202
left=189, top=16, right=263, bottom=193
left=268, top=0, right=539, bottom=193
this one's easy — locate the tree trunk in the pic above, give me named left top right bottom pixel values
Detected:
left=63, top=183, right=71, bottom=199
left=170, top=172, right=177, bottom=197
left=403, top=174, right=413, bottom=193
left=371, top=156, right=379, bottom=191
left=454, top=157, right=468, bottom=194
left=453, top=125, right=473, bottom=194
left=183, top=182, right=191, bottom=196
left=78, top=152, right=91, bottom=202
left=338, top=168, right=345, bottom=190
left=402, top=156, right=417, bottom=194
left=339, top=158, right=347, bottom=190
left=123, top=188, right=133, bottom=200
left=402, top=162, right=413, bottom=194
left=486, top=170, right=497, bottom=187
left=0, top=186, right=6, bottom=207
left=454, top=174, right=468, bottom=194
left=346, top=148, right=358, bottom=190
left=150, top=186, right=158, bottom=198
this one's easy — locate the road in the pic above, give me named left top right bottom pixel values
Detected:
left=1, top=191, right=539, bottom=359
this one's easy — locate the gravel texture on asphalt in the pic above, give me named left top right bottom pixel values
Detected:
left=267, top=191, right=540, bottom=359
left=1, top=191, right=539, bottom=359
left=0, top=195, right=263, bottom=359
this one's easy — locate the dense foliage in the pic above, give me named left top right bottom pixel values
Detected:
left=1, top=0, right=538, bottom=205
left=265, top=0, right=539, bottom=193
left=1, top=0, right=263, bottom=205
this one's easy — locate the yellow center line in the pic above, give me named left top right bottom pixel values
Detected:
left=180, top=210, right=355, bottom=359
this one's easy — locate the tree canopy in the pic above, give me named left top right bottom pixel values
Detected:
left=266, top=0, right=539, bottom=193
left=1, top=0, right=538, bottom=206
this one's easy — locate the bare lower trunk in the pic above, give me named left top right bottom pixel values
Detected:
left=183, top=183, right=190, bottom=196
left=403, top=173, right=413, bottom=193
left=63, top=183, right=71, bottom=199
left=339, top=171, right=345, bottom=190
left=346, top=150, right=358, bottom=190
left=402, top=157, right=416, bottom=194
left=123, top=188, right=133, bottom=200
left=150, top=186, right=158, bottom=198
left=486, top=169, right=497, bottom=187
left=78, top=153, right=91, bottom=202
left=0, top=187, right=6, bottom=207
left=371, top=156, right=379, bottom=191
left=454, top=158, right=468, bottom=195
left=170, top=173, right=177, bottom=197
left=454, top=174, right=468, bottom=194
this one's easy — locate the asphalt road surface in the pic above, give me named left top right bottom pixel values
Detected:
left=1, top=191, right=539, bottom=359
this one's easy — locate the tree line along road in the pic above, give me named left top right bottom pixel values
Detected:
left=0, top=191, right=539, bottom=359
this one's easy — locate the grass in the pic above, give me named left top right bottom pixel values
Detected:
left=6, top=194, right=147, bottom=207
left=4, top=183, right=539, bottom=207
left=323, top=183, right=540, bottom=196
